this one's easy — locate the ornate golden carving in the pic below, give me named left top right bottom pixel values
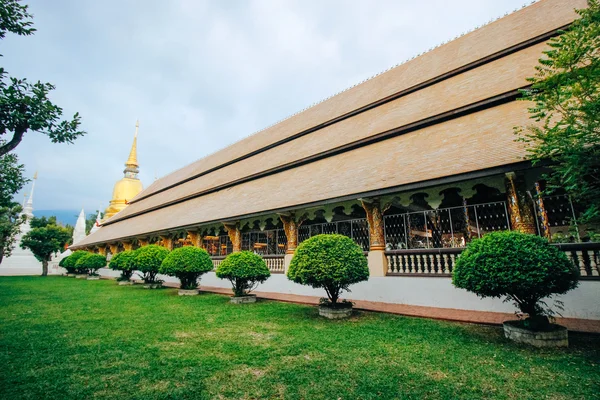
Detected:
left=534, top=182, right=551, bottom=239
left=223, top=223, right=242, bottom=252
left=505, top=173, right=536, bottom=234
left=186, top=231, right=204, bottom=248
left=160, top=235, right=173, bottom=250
left=97, top=246, right=106, bottom=256
left=122, top=241, right=133, bottom=251
left=138, top=238, right=149, bottom=247
left=279, top=213, right=305, bottom=254
left=360, top=198, right=388, bottom=251
left=108, top=244, right=119, bottom=255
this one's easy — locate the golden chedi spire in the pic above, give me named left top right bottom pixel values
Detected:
left=125, top=120, right=139, bottom=168
left=103, top=121, right=144, bottom=221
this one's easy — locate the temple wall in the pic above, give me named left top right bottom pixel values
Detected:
left=98, top=268, right=600, bottom=320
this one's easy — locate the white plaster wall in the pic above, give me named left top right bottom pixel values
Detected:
left=99, top=268, right=600, bottom=320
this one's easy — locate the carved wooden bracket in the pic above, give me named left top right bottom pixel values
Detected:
left=360, top=198, right=386, bottom=251
left=223, top=222, right=242, bottom=252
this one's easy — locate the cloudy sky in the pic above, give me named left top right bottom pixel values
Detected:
left=3, top=0, right=531, bottom=213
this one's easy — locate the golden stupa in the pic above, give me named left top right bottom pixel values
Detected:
left=104, top=121, right=144, bottom=220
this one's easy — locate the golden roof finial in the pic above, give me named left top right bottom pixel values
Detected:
left=125, top=120, right=139, bottom=168
left=33, top=171, right=38, bottom=180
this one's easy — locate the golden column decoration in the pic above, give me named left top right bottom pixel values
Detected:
left=160, top=235, right=173, bottom=250
left=279, top=213, right=305, bottom=254
left=505, top=172, right=536, bottom=234
left=534, top=181, right=551, bottom=239
left=223, top=222, right=242, bottom=252
left=108, top=244, right=119, bottom=255
left=97, top=246, right=107, bottom=256
left=360, top=198, right=389, bottom=251
left=122, top=241, right=133, bottom=251
left=186, top=231, right=204, bottom=248
left=138, top=238, right=149, bottom=247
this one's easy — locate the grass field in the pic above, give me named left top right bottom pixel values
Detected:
left=0, top=276, right=598, bottom=400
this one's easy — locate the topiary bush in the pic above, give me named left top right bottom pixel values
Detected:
left=58, top=254, right=72, bottom=273
left=159, top=246, right=213, bottom=290
left=287, top=234, right=369, bottom=308
left=109, top=250, right=137, bottom=281
left=134, top=245, right=170, bottom=283
left=215, top=251, right=270, bottom=297
left=452, top=231, right=579, bottom=330
left=62, top=250, right=89, bottom=274
left=75, top=253, right=107, bottom=276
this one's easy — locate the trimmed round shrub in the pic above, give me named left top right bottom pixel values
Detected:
left=159, top=246, right=213, bottom=289
left=287, top=234, right=369, bottom=307
left=109, top=250, right=136, bottom=281
left=75, top=253, right=107, bottom=276
left=452, top=231, right=579, bottom=329
left=215, top=251, right=270, bottom=297
left=58, top=254, right=70, bottom=272
left=134, top=245, right=170, bottom=283
left=62, top=250, right=89, bottom=274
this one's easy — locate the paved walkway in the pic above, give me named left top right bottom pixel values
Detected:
left=151, top=280, right=600, bottom=334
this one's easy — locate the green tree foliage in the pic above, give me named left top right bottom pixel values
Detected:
left=287, top=234, right=369, bottom=306
left=452, top=231, right=579, bottom=329
left=0, top=0, right=86, bottom=156
left=62, top=250, right=88, bottom=274
left=517, top=1, right=600, bottom=223
left=0, top=149, right=26, bottom=263
left=215, top=251, right=270, bottom=297
left=29, top=215, right=56, bottom=228
left=108, top=250, right=136, bottom=281
left=75, top=253, right=106, bottom=276
left=160, top=246, right=214, bottom=290
left=134, top=245, right=169, bottom=283
left=20, top=219, right=71, bottom=276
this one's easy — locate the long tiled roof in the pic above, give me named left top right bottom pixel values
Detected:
left=73, top=0, right=585, bottom=248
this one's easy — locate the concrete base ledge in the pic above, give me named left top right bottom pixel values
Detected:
left=118, top=281, right=133, bottom=286
left=503, top=321, right=569, bottom=347
left=230, top=295, right=256, bottom=304
left=319, top=306, right=353, bottom=319
left=178, top=289, right=199, bottom=296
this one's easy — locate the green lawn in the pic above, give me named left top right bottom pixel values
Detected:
left=0, top=277, right=598, bottom=400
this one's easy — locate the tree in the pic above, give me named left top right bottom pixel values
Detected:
left=0, top=0, right=85, bottom=156
left=287, top=234, right=369, bottom=306
left=452, top=231, right=579, bottom=330
left=134, top=245, right=169, bottom=284
left=0, top=148, right=27, bottom=262
left=0, top=203, right=22, bottom=263
left=517, top=1, right=600, bottom=223
left=160, top=246, right=213, bottom=290
left=20, top=219, right=71, bottom=276
left=215, top=251, right=271, bottom=297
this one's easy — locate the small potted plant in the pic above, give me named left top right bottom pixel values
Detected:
left=59, top=255, right=76, bottom=276
left=65, top=250, right=90, bottom=278
left=287, top=234, right=369, bottom=319
left=215, top=251, right=270, bottom=303
left=109, top=250, right=136, bottom=285
left=75, top=253, right=107, bottom=280
left=160, top=246, right=213, bottom=295
left=134, top=245, right=169, bottom=289
left=453, top=231, right=579, bottom=347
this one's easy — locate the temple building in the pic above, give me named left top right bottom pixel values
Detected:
left=73, top=0, right=598, bottom=320
left=103, top=121, right=143, bottom=221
